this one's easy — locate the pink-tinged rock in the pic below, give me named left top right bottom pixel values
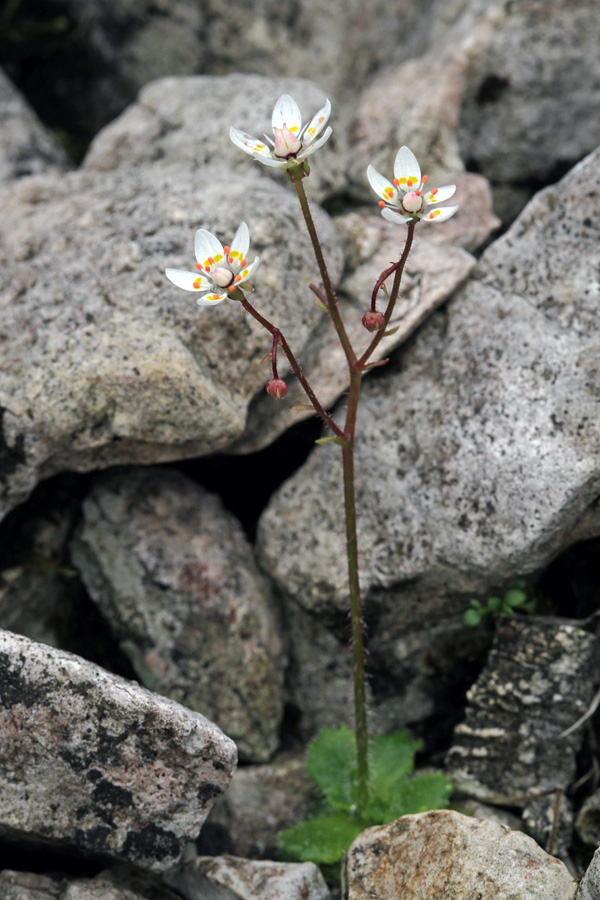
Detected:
left=0, top=630, right=237, bottom=871
left=70, top=468, right=285, bottom=763
left=347, top=811, right=574, bottom=900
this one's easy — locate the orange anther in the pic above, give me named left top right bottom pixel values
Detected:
left=393, top=178, right=400, bottom=187
left=228, top=255, right=234, bottom=264
left=229, top=285, right=236, bottom=291
left=240, top=259, right=247, bottom=268
left=416, top=190, right=421, bottom=196
left=430, top=188, right=438, bottom=196
left=422, top=175, right=428, bottom=184
left=223, top=246, right=230, bottom=254
left=235, top=274, right=242, bottom=282
left=207, top=257, right=215, bottom=265
left=378, top=200, right=385, bottom=208
left=195, top=263, right=203, bottom=270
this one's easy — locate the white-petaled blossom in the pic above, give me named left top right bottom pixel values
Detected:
left=230, top=93, right=332, bottom=168
left=165, top=222, right=259, bottom=305
left=367, top=146, right=458, bottom=225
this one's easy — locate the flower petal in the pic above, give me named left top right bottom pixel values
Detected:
left=393, top=146, right=421, bottom=191
left=196, top=291, right=227, bottom=306
left=229, top=127, right=274, bottom=161
left=302, top=98, right=332, bottom=145
left=367, top=165, right=397, bottom=204
left=230, top=222, right=250, bottom=262
left=424, top=184, right=456, bottom=205
left=235, top=256, right=260, bottom=286
left=195, top=229, right=225, bottom=267
left=272, top=94, right=302, bottom=134
left=380, top=207, right=410, bottom=225
left=299, top=126, right=333, bottom=158
left=422, top=205, right=459, bottom=223
left=166, top=268, right=211, bottom=291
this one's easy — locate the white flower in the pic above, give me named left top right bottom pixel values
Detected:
left=230, top=93, right=332, bottom=168
left=367, top=146, right=458, bottom=225
left=165, top=222, right=259, bottom=305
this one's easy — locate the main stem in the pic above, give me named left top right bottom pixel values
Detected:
left=342, top=367, right=369, bottom=809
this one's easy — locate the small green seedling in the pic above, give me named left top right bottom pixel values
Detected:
left=279, top=725, right=452, bottom=871
left=463, top=579, right=536, bottom=627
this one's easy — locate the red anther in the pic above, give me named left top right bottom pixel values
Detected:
left=266, top=378, right=287, bottom=400
left=416, top=190, right=421, bottom=196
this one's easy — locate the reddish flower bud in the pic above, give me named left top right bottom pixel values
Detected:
left=266, top=378, right=288, bottom=399
left=362, top=311, right=386, bottom=332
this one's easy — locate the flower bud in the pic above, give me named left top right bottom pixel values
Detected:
left=266, top=378, right=288, bottom=399
left=362, top=311, right=386, bottom=332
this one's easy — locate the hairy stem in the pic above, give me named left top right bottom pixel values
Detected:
left=342, top=366, right=369, bottom=809
left=236, top=292, right=345, bottom=440
left=358, top=222, right=416, bottom=369
left=292, top=177, right=356, bottom=367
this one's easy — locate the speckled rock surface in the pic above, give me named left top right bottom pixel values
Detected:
left=70, top=467, right=285, bottom=763
left=576, top=846, right=600, bottom=900
left=347, top=0, right=600, bottom=219
left=0, top=68, right=68, bottom=184
left=256, top=146, right=600, bottom=736
left=164, top=854, right=330, bottom=900
left=0, top=868, right=178, bottom=899
left=0, top=148, right=342, bottom=519
left=202, top=753, right=315, bottom=858
left=0, top=629, right=237, bottom=871
left=446, top=619, right=595, bottom=804
left=347, top=810, right=575, bottom=900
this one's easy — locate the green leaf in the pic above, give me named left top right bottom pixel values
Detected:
left=315, top=436, right=338, bottom=445
left=373, top=771, right=453, bottom=822
left=279, top=812, right=367, bottom=864
left=504, top=589, right=527, bottom=608
left=306, top=725, right=357, bottom=811
left=469, top=599, right=484, bottom=610
left=368, top=731, right=422, bottom=796
left=463, top=609, right=482, bottom=627
left=487, top=596, right=502, bottom=613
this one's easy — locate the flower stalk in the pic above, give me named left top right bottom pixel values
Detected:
left=166, top=95, right=459, bottom=820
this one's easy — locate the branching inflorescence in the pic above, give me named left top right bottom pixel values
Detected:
left=164, top=91, right=458, bottom=861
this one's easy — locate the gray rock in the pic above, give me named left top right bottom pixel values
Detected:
left=0, top=144, right=342, bottom=519
left=203, top=752, right=315, bottom=858
left=0, top=629, right=237, bottom=870
left=575, top=789, right=600, bottom=847
left=577, top=846, right=600, bottom=900
left=164, top=854, right=330, bottom=900
left=70, top=468, right=285, bottom=763
left=446, top=618, right=595, bottom=805
left=0, top=868, right=181, bottom=899
left=0, top=69, right=68, bottom=184
left=256, top=146, right=600, bottom=734
left=523, top=793, right=573, bottom=861
left=84, top=74, right=345, bottom=204
left=347, top=810, right=575, bottom=900
left=347, top=0, right=600, bottom=217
